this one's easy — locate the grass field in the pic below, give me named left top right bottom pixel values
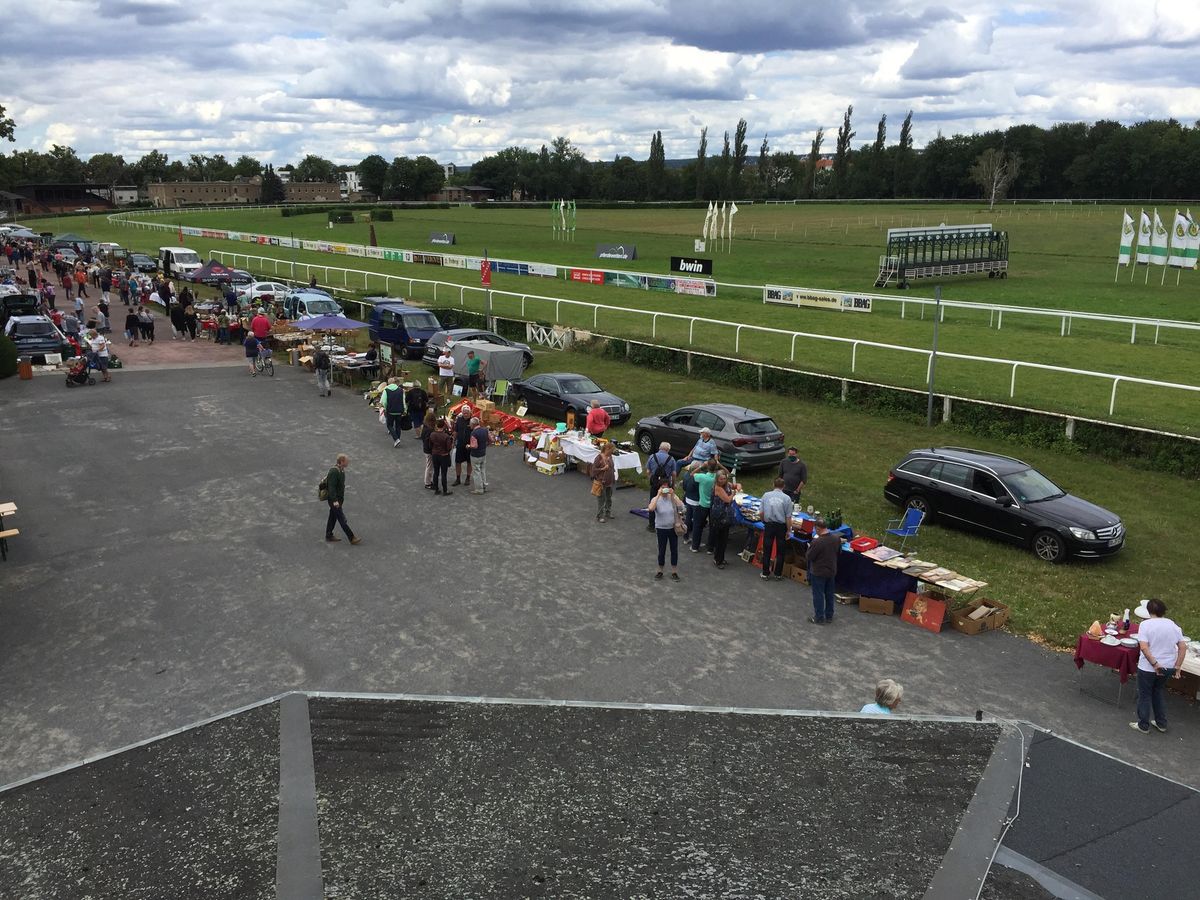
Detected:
left=24, top=204, right=1200, bottom=434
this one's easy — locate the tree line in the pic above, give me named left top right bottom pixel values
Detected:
left=2, top=95, right=1199, bottom=202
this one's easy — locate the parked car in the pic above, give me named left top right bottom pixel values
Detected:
left=512, top=372, right=630, bottom=425
left=1, top=293, right=40, bottom=329
left=883, top=446, right=1125, bottom=563
left=421, top=328, right=533, bottom=371
left=282, top=288, right=343, bottom=320
left=55, top=248, right=79, bottom=264
left=634, top=403, right=785, bottom=470
left=128, top=253, right=158, bottom=273
left=158, top=246, right=203, bottom=278
left=365, top=299, right=442, bottom=358
left=3, top=314, right=70, bottom=361
left=239, top=281, right=292, bottom=306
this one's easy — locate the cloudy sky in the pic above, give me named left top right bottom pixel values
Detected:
left=4, top=0, right=1199, bottom=167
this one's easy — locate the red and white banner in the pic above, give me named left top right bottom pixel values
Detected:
left=481, top=257, right=492, bottom=286
left=569, top=268, right=604, bottom=285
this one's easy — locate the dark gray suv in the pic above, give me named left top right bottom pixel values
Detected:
left=883, top=447, right=1125, bottom=563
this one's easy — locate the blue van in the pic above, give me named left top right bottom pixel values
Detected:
left=366, top=299, right=443, bottom=358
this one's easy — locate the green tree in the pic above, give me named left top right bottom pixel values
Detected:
left=232, top=155, right=262, bottom=178
left=805, top=127, right=824, bottom=198
left=411, top=155, right=445, bottom=198
left=717, top=130, right=731, bottom=197
left=133, top=149, right=169, bottom=186
left=695, top=126, right=708, bottom=199
left=756, top=133, right=771, bottom=196
left=646, top=131, right=665, bottom=199
left=969, top=146, right=1021, bottom=208
left=261, top=164, right=285, bottom=202
left=357, top=154, right=389, bottom=197
left=732, top=118, right=749, bottom=193
left=293, top=154, right=340, bottom=183
left=0, top=102, right=14, bottom=143
left=893, top=110, right=914, bottom=197
left=85, top=152, right=129, bottom=185
left=832, top=105, right=855, bottom=197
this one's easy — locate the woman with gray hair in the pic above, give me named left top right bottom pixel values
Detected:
left=860, top=679, right=903, bottom=715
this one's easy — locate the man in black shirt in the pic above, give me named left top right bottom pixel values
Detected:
left=778, top=447, right=808, bottom=501
left=452, top=408, right=473, bottom=486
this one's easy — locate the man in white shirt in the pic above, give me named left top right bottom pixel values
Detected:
left=436, top=347, right=456, bottom=406
left=86, top=329, right=112, bottom=382
left=1130, top=598, right=1187, bottom=735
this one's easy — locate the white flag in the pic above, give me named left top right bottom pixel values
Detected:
left=717, top=201, right=726, bottom=240
left=1150, top=209, right=1169, bottom=266
left=727, top=201, right=739, bottom=239
left=1117, top=210, right=1134, bottom=266
left=702, top=201, right=714, bottom=240
left=560, top=199, right=566, bottom=230
left=1136, top=210, right=1151, bottom=264
left=1168, top=210, right=1190, bottom=267
left=1186, top=210, right=1200, bottom=270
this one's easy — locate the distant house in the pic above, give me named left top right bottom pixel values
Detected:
left=284, top=182, right=341, bottom=203
left=12, top=184, right=114, bottom=214
left=109, top=185, right=139, bottom=206
left=149, top=180, right=261, bottom=208
left=430, top=185, right=494, bottom=203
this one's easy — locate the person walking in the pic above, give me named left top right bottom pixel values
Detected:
left=250, top=307, right=272, bottom=342
left=94, top=307, right=110, bottom=336
left=314, top=346, right=332, bottom=396
left=429, top=419, right=454, bottom=495
left=382, top=378, right=407, bottom=445
left=406, top=381, right=428, bottom=435
left=592, top=442, right=615, bottom=522
left=759, top=477, right=794, bottom=581
left=649, top=484, right=684, bottom=581
left=244, top=332, right=261, bottom=375
left=807, top=516, right=840, bottom=625
left=124, top=308, right=140, bottom=346
left=436, top=346, right=456, bottom=405
left=452, top=406, right=473, bottom=486
left=322, top=454, right=361, bottom=544
left=216, top=310, right=230, bottom=345
left=137, top=305, right=155, bottom=343
left=169, top=299, right=185, bottom=340
left=419, top=409, right=437, bottom=490
left=779, top=447, right=808, bottom=501
left=183, top=302, right=198, bottom=341
left=1130, top=598, right=1187, bottom=735
left=100, top=268, right=112, bottom=306
left=645, top=442, right=676, bottom=531
left=118, top=271, right=131, bottom=307
left=585, top=398, right=611, bottom=437
left=469, top=416, right=490, bottom=494
left=85, top=328, right=112, bottom=382
left=708, top=470, right=740, bottom=569
left=861, top=679, right=904, bottom=715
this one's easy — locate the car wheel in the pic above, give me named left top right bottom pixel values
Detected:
left=636, top=430, right=655, bottom=455
left=1032, top=530, right=1066, bottom=564
left=905, top=492, right=935, bottom=522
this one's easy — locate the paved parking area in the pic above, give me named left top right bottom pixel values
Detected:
left=0, top=361, right=1196, bottom=790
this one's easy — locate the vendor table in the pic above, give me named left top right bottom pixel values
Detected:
left=552, top=432, right=642, bottom=474
left=1073, top=624, right=1141, bottom=705
left=332, top=356, right=376, bottom=387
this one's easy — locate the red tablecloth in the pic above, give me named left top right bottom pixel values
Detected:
left=1073, top=623, right=1141, bottom=683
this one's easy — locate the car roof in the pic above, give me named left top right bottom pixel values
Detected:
left=8, top=314, right=54, bottom=324
left=671, top=402, right=774, bottom=420
left=533, top=372, right=592, bottom=380
left=441, top=328, right=492, bottom=337
left=902, top=446, right=1029, bottom=475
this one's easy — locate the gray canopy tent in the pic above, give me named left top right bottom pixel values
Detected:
left=447, top=340, right=526, bottom=385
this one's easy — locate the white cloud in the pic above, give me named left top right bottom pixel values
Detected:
left=0, top=1, right=1195, bottom=166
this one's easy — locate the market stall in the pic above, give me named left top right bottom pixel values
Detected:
left=1074, top=613, right=1200, bottom=704
left=447, top=340, right=526, bottom=385
left=548, top=431, right=642, bottom=474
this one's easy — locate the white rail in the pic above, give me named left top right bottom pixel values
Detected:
left=207, top=249, right=1200, bottom=423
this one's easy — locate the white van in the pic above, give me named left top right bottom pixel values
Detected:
left=158, top=247, right=203, bottom=278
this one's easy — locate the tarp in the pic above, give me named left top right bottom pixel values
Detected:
left=448, top=340, right=525, bottom=383
left=52, top=232, right=90, bottom=245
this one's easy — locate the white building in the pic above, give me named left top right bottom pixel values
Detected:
left=343, top=170, right=362, bottom=193
left=443, top=163, right=457, bottom=180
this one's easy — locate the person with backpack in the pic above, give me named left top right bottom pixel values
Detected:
left=405, top=381, right=428, bottom=435
left=320, top=454, right=361, bottom=544
left=381, top=378, right=407, bottom=445
left=314, top=346, right=332, bottom=396
left=645, top=442, right=677, bottom=531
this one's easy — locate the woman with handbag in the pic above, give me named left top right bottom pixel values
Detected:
left=648, top=484, right=686, bottom=581
left=592, top=443, right=616, bottom=522
left=708, top=470, right=741, bottom=569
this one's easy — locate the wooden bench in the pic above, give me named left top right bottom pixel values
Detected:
left=0, top=528, right=17, bottom=561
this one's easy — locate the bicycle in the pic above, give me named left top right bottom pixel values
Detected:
left=254, top=344, right=275, bottom=376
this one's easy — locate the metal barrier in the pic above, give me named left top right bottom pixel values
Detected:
left=206, top=249, right=1200, bottom=424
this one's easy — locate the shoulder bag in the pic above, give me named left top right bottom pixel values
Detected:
left=673, top=500, right=689, bottom=536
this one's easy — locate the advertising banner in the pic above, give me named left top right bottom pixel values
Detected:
left=201, top=229, right=228, bottom=240
left=442, top=254, right=466, bottom=269
left=301, top=240, right=318, bottom=251
left=256, top=235, right=268, bottom=244
left=403, top=250, right=413, bottom=264
left=365, top=247, right=385, bottom=260
left=465, top=256, right=484, bottom=270
left=595, top=243, right=637, bottom=261
left=527, top=262, right=558, bottom=277
left=382, top=249, right=403, bottom=262
left=764, top=285, right=872, bottom=313
left=675, top=278, right=715, bottom=297
left=645, top=276, right=677, bottom=293
left=347, top=245, right=366, bottom=257
left=227, top=232, right=242, bottom=242
left=569, top=268, right=605, bottom=285
left=605, top=272, right=643, bottom=289
left=182, top=226, right=202, bottom=237
left=430, top=232, right=456, bottom=245
left=495, top=261, right=525, bottom=276
left=670, top=256, right=713, bottom=276
left=412, top=253, right=444, bottom=265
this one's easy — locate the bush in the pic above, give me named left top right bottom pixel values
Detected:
left=370, top=209, right=394, bottom=222
left=328, top=210, right=355, bottom=224
left=0, top=333, right=17, bottom=378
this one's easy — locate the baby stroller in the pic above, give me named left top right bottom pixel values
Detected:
left=65, top=356, right=97, bottom=387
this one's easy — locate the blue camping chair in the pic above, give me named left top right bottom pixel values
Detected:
left=885, top=507, right=925, bottom=551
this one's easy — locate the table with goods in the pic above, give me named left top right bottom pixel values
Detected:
left=1074, top=607, right=1200, bottom=704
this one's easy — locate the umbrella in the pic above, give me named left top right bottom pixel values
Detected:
left=291, top=314, right=368, bottom=331
left=3, top=227, right=39, bottom=239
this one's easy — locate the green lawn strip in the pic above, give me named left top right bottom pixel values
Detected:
left=521, top=346, right=1199, bottom=649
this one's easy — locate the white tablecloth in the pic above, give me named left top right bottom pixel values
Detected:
left=538, top=432, right=642, bottom=473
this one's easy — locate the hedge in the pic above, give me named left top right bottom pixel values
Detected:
left=0, top=334, right=17, bottom=379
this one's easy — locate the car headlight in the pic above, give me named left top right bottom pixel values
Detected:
left=1068, top=527, right=1096, bottom=541
left=622, top=402, right=629, bottom=412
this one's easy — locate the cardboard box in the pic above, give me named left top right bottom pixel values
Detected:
left=947, top=598, right=1011, bottom=635
left=475, top=398, right=496, bottom=412
left=787, top=566, right=808, bottom=585
left=835, top=592, right=860, bottom=606
left=482, top=410, right=503, bottom=427
left=536, top=461, right=566, bottom=476
left=859, top=596, right=896, bottom=615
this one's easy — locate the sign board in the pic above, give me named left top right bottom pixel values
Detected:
left=675, top=278, right=715, bottom=297
left=671, top=256, right=713, bottom=276
left=430, top=232, right=456, bottom=245
left=764, top=285, right=872, bottom=313
left=527, top=262, right=558, bottom=277
left=569, top=268, right=605, bottom=285
left=694, top=239, right=706, bottom=253
left=412, top=253, right=443, bottom=265
left=595, top=243, right=637, bottom=261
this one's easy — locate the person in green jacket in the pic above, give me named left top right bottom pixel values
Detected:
left=324, top=454, right=361, bottom=544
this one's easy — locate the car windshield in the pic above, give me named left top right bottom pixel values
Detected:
left=736, top=417, right=778, bottom=435
left=305, top=300, right=341, bottom=315
left=175, top=251, right=201, bottom=265
left=559, top=377, right=602, bottom=394
left=403, top=312, right=439, bottom=329
left=1001, top=467, right=1064, bottom=502
left=14, top=322, right=53, bottom=336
